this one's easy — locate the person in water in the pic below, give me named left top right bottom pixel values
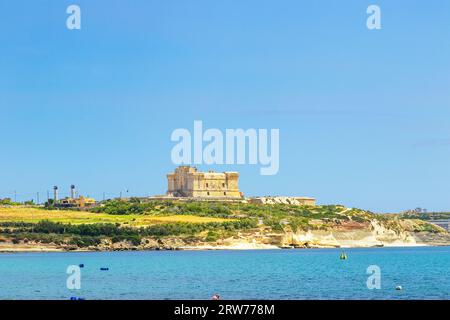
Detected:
left=212, top=294, right=221, bottom=300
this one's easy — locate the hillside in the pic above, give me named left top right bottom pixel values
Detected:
left=0, top=200, right=448, bottom=252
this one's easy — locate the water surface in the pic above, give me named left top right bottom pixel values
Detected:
left=0, top=247, right=448, bottom=299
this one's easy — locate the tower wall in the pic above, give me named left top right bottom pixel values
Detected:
left=167, top=166, right=242, bottom=198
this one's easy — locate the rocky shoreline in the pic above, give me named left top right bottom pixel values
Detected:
left=1, top=229, right=448, bottom=253
left=1, top=209, right=449, bottom=253
left=0, top=242, right=446, bottom=253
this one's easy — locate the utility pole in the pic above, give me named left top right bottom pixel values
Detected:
left=103, top=192, right=105, bottom=201
left=36, top=192, right=40, bottom=205
left=14, top=190, right=17, bottom=203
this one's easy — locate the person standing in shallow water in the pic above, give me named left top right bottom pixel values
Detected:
left=212, top=294, right=220, bottom=300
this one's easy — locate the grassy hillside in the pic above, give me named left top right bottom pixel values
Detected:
left=0, top=207, right=231, bottom=226
left=0, top=199, right=446, bottom=250
left=90, top=199, right=379, bottom=231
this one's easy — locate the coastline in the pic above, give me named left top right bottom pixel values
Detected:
left=1, top=205, right=448, bottom=254
left=0, top=241, right=438, bottom=254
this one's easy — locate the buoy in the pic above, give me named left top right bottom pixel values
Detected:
left=396, top=286, right=402, bottom=291
left=340, top=252, right=348, bottom=260
left=100, top=267, right=109, bottom=271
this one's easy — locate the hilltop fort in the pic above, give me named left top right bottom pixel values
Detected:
left=165, top=166, right=316, bottom=206
left=167, top=166, right=242, bottom=198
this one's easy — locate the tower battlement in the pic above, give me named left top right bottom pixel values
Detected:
left=167, top=166, right=242, bottom=198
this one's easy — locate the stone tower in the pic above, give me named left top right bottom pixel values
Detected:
left=167, top=166, right=242, bottom=198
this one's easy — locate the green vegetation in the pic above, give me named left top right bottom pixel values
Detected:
left=90, top=198, right=158, bottom=215
left=0, top=198, right=21, bottom=206
left=413, top=223, right=441, bottom=233
left=86, top=199, right=388, bottom=235
left=0, top=218, right=257, bottom=247
left=91, top=199, right=233, bottom=217
left=400, top=211, right=450, bottom=221
left=90, top=200, right=375, bottom=224
left=1, top=198, right=443, bottom=249
left=205, top=231, right=219, bottom=242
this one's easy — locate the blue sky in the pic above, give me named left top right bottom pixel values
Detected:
left=0, top=0, right=449, bottom=212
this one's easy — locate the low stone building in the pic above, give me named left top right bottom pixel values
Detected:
left=167, top=166, right=242, bottom=198
left=56, top=196, right=96, bottom=208
left=248, top=196, right=316, bottom=206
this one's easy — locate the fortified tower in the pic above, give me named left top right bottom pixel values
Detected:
left=167, top=166, right=242, bottom=198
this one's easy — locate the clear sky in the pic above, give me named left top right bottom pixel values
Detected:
left=0, top=0, right=449, bottom=212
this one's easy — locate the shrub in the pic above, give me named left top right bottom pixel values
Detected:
left=205, top=231, right=219, bottom=242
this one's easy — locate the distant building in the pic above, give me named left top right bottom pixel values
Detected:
left=429, top=220, right=450, bottom=232
left=248, top=196, right=316, bottom=206
left=52, top=185, right=96, bottom=208
left=56, top=196, right=96, bottom=208
left=167, top=166, right=242, bottom=198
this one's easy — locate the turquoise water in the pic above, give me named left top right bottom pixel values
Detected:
left=0, top=247, right=449, bottom=300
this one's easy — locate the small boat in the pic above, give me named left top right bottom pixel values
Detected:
left=396, top=286, right=403, bottom=291
left=100, top=267, right=109, bottom=271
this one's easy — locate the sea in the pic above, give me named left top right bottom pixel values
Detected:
left=0, top=246, right=448, bottom=300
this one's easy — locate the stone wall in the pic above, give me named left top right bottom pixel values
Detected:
left=248, top=196, right=316, bottom=206
left=167, top=166, right=242, bottom=198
